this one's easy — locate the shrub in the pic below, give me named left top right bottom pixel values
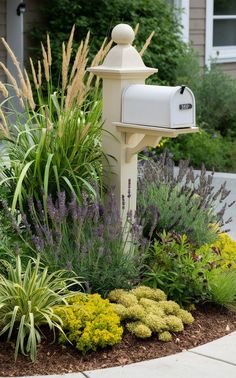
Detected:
left=138, top=152, right=232, bottom=246
left=54, top=293, right=123, bottom=354
left=109, top=286, right=194, bottom=340
left=0, top=254, right=81, bottom=361
left=0, top=30, right=109, bottom=213
left=30, top=0, right=186, bottom=85
left=158, top=129, right=236, bottom=172
left=1, top=189, right=146, bottom=296
left=142, top=232, right=220, bottom=306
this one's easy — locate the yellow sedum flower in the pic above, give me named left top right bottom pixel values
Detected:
left=211, top=233, right=236, bottom=269
left=54, top=293, right=123, bottom=354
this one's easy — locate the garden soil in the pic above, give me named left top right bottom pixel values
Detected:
left=0, top=305, right=236, bottom=377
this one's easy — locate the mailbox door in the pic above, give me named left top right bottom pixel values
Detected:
left=172, top=88, right=195, bottom=127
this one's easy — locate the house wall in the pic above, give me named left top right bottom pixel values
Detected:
left=189, top=0, right=206, bottom=68
left=0, top=0, right=6, bottom=82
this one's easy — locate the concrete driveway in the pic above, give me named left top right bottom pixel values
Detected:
left=211, top=172, right=236, bottom=241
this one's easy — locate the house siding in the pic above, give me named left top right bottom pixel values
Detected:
left=189, top=0, right=206, bottom=68
left=0, top=0, right=6, bottom=82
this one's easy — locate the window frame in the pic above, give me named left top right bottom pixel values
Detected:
left=205, top=0, right=236, bottom=66
left=168, top=0, right=190, bottom=43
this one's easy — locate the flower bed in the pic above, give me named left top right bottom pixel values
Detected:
left=0, top=28, right=235, bottom=371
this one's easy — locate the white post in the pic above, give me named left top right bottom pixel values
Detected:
left=88, top=24, right=157, bottom=219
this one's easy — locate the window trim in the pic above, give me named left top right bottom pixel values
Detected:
left=174, top=0, right=190, bottom=43
left=205, top=0, right=236, bottom=66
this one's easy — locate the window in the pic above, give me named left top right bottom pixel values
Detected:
left=167, top=0, right=190, bottom=43
left=206, top=0, right=236, bottom=65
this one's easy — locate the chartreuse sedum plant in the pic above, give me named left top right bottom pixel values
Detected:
left=108, top=286, right=194, bottom=341
left=54, top=293, right=123, bottom=354
left=0, top=253, right=81, bottom=362
left=0, top=27, right=112, bottom=212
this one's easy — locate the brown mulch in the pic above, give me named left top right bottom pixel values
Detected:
left=0, top=304, right=236, bottom=377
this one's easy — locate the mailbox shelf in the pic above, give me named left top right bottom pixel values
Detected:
left=114, top=122, right=199, bottom=162
left=115, top=122, right=199, bottom=137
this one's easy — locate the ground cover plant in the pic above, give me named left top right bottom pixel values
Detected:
left=55, top=293, right=123, bottom=353
left=108, top=286, right=194, bottom=341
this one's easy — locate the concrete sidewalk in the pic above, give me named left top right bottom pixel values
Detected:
left=23, top=332, right=236, bottom=378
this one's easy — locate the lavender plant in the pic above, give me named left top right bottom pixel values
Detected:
left=3, top=189, right=146, bottom=296
left=138, top=151, right=234, bottom=246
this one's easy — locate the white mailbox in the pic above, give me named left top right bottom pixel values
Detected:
left=122, top=84, right=195, bottom=129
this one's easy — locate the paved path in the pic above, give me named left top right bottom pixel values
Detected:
left=23, top=332, right=236, bottom=378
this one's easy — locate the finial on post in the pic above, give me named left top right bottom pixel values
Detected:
left=111, top=24, right=135, bottom=45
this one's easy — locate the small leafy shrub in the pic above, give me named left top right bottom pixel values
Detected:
left=138, top=152, right=232, bottom=246
left=1, top=189, right=145, bottom=296
left=55, top=293, right=123, bottom=353
left=108, top=286, right=194, bottom=340
left=174, top=48, right=236, bottom=138
left=207, top=269, right=236, bottom=312
left=142, top=232, right=220, bottom=306
left=158, top=129, right=236, bottom=172
left=0, top=254, right=81, bottom=361
left=197, top=65, right=236, bottom=137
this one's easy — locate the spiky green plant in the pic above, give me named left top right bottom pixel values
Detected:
left=0, top=28, right=109, bottom=212
left=0, top=254, right=81, bottom=361
left=207, top=269, right=236, bottom=312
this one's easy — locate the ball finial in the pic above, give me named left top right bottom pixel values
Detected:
left=111, top=24, right=135, bottom=45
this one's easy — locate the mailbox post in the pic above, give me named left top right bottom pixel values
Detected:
left=88, top=24, right=198, bottom=222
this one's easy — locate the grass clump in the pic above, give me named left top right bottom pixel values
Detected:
left=0, top=254, right=81, bottom=362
